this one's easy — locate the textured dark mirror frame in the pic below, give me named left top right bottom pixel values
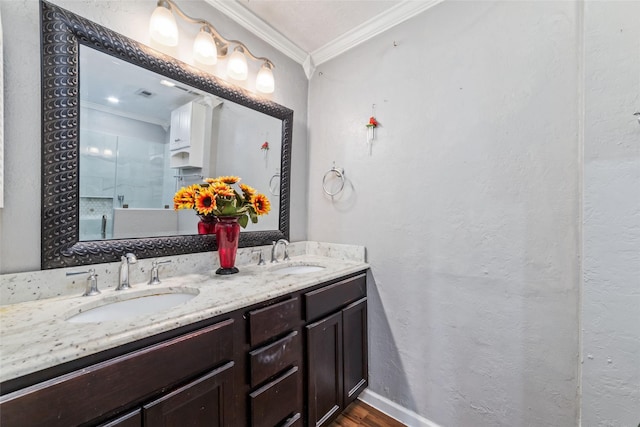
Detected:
left=40, top=0, right=292, bottom=269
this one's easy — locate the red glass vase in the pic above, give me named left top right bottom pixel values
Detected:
left=197, top=215, right=217, bottom=234
left=215, top=216, right=241, bottom=275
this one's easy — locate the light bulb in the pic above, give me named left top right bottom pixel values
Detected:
left=227, top=47, right=248, bottom=81
left=256, top=63, right=275, bottom=94
left=193, top=27, right=218, bottom=65
left=149, top=3, right=178, bottom=47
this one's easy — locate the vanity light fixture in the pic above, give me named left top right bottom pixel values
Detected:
left=149, top=1, right=179, bottom=46
left=227, top=46, right=249, bottom=81
left=149, top=0, right=275, bottom=94
left=256, top=62, right=275, bottom=94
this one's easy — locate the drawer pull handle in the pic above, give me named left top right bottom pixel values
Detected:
left=282, top=412, right=301, bottom=427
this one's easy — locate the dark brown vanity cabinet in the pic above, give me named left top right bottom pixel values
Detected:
left=305, top=274, right=368, bottom=427
left=0, top=271, right=368, bottom=427
left=0, top=319, right=238, bottom=427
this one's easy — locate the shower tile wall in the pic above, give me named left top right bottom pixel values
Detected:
left=79, top=197, right=113, bottom=240
left=80, top=129, right=173, bottom=209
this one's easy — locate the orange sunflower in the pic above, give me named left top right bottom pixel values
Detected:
left=239, top=183, right=256, bottom=199
left=251, top=194, right=271, bottom=215
left=195, top=187, right=217, bottom=215
left=217, top=176, right=240, bottom=185
left=210, top=182, right=235, bottom=198
left=173, top=185, right=196, bottom=210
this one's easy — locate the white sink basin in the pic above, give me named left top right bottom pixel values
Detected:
left=67, top=291, right=198, bottom=323
left=272, top=265, right=325, bottom=275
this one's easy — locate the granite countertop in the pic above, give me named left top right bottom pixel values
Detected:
left=0, top=243, right=368, bottom=384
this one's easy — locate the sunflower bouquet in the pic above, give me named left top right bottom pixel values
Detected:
left=173, top=176, right=271, bottom=228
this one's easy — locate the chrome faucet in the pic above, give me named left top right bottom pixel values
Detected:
left=271, top=239, right=290, bottom=263
left=117, top=253, right=138, bottom=290
left=148, top=260, right=172, bottom=285
left=66, top=269, right=100, bottom=296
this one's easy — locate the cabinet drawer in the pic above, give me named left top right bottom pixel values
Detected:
left=248, top=297, right=300, bottom=346
left=0, top=319, right=234, bottom=427
left=249, top=331, right=301, bottom=387
left=250, top=366, right=301, bottom=427
left=305, top=274, right=366, bottom=322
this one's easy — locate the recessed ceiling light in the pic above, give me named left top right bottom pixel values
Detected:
left=107, top=96, right=119, bottom=104
left=160, top=79, right=176, bottom=87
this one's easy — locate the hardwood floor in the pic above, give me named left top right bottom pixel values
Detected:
left=329, top=400, right=406, bottom=427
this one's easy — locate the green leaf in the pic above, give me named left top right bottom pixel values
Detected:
left=221, top=203, right=237, bottom=216
left=238, top=214, right=249, bottom=228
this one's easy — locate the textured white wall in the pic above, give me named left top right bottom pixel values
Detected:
left=582, top=2, right=640, bottom=425
left=0, top=6, right=4, bottom=212
left=307, top=1, right=581, bottom=425
left=0, top=0, right=308, bottom=273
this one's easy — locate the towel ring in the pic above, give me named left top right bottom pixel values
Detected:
left=322, top=165, right=345, bottom=196
left=269, top=172, right=280, bottom=196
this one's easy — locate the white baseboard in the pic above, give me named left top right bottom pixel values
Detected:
left=358, top=389, right=443, bottom=427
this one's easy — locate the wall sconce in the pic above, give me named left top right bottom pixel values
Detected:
left=149, top=0, right=275, bottom=94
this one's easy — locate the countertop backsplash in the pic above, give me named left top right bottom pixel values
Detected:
left=0, top=241, right=365, bottom=306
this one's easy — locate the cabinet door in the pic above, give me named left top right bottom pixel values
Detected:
left=169, top=103, right=191, bottom=151
left=306, top=312, right=343, bottom=427
left=342, top=298, right=368, bottom=406
left=143, top=361, right=235, bottom=427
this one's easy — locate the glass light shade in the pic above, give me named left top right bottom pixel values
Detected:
left=255, top=64, right=275, bottom=94
left=149, top=5, right=178, bottom=47
left=193, top=28, right=218, bottom=65
left=227, top=48, right=248, bottom=81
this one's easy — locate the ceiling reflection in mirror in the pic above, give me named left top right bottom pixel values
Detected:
left=79, top=46, right=282, bottom=241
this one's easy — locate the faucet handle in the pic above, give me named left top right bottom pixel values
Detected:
left=67, top=269, right=100, bottom=296
left=84, top=269, right=100, bottom=296
left=252, top=249, right=266, bottom=266
left=66, top=269, right=90, bottom=276
left=148, top=260, right=171, bottom=285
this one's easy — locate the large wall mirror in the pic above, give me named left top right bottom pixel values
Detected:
left=41, top=0, right=292, bottom=269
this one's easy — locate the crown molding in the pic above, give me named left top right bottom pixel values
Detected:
left=204, top=0, right=308, bottom=64
left=302, top=55, right=315, bottom=80
left=311, top=0, right=445, bottom=66
left=203, top=0, right=444, bottom=78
